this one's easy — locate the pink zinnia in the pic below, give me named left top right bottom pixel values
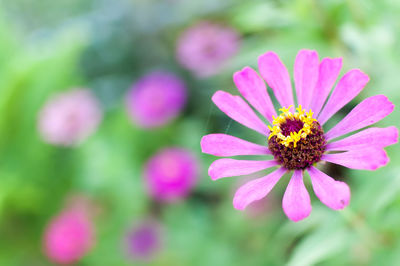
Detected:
left=126, top=71, right=187, bottom=128
left=124, top=220, right=162, bottom=261
left=38, top=89, right=102, bottom=146
left=144, top=148, right=198, bottom=202
left=43, top=208, right=95, bottom=264
left=201, top=49, right=398, bottom=222
left=176, top=21, right=240, bottom=78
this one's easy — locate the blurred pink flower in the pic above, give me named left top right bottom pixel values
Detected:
left=144, top=148, right=198, bottom=202
left=124, top=219, right=162, bottom=261
left=43, top=208, right=95, bottom=264
left=176, top=21, right=240, bottom=78
left=126, top=71, right=187, bottom=128
left=38, top=89, right=102, bottom=146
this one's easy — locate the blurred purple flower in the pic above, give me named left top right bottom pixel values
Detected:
left=43, top=208, right=94, bottom=264
left=126, top=72, right=187, bottom=128
left=144, top=147, right=198, bottom=202
left=124, top=220, right=162, bottom=261
left=38, top=89, right=102, bottom=146
left=176, top=21, right=240, bottom=78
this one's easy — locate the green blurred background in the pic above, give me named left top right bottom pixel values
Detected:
left=0, top=0, right=400, bottom=265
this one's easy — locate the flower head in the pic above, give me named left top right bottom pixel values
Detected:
left=126, top=71, right=187, bottom=128
left=38, top=89, right=102, bottom=146
left=176, top=21, right=240, bottom=78
left=201, top=50, right=398, bottom=222
left=144, top=147, right=198, bottom=202
left=43, top=208, right=95, bottom=264
left=124, top=219, right=162, bottom=261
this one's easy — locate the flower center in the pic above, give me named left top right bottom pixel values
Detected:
left=267, top=105, right=326, bottom=170
left=280, top=119, right=304, bottom=137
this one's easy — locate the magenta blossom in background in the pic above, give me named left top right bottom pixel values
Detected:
left=201, top=49, right=398, bottom=222
left=38, top=89, right=102, bottom=146
left=144, top=147, right=198, bottom=202
left=126, top=71, right=187, bottom=128
left=43, top=208, right=94, bottom=264
left=124, top=220, right=163, bottom=261
left=176, top=21, right=240, bottom=78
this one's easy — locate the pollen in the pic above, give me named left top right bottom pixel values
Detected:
left=268, top=105, right=317, bottom=147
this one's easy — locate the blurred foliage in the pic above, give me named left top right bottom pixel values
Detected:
left=0, top=0, right=400, bottom=265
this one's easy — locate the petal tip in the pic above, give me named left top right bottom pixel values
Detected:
left=298, top=49, right=318, bottom=56
left=370, top=151, right=389, bottom=170
left=211, top=90, right=225, bottom=102
left=207, top=165, right=217, bottom=181
left=200, top=135, right=212, bottom=154
left=258, top=51, right=278, bottom=62
left=233, top=66, right=253, bottom=84
left=233, top=200, right=246, bottom=211
left=331, top=57, right=343, bottom=68
left=347, top=68, right=370, bottom=84
left=334, top=182, right=351, bottom=209
left=285, top=207, right=312, bottom=222
left=358, top=69, right=370, bottom=82
left=233, top=67, right=245, bottom=78
left=391, top=126, right=399, bottom=144
left=240, top=66, right=253, bottom=72
left=380, top=95, right=395, bottom=113
left=381, top=154, right=390, bottom=169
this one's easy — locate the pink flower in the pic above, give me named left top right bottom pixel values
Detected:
left=201, top=50, right=398, bottom=222
left=126, top=72, right=187, bottom=128
left=144, top=148, right=198, bottom=202
left=38, top=89, right=102, bottom=146
left=124, top=220, right=162, bottom=261
left=176, top=21, right=240, bottom=78
left=43, top=208, right=95, bottom=264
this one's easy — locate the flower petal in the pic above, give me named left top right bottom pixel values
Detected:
left=326, top=126, right=399, bottom=151
left=233, top=167, right=286, bottom=210
left=309, top=57, right=342, bottom=116
left=325, top=95, right=395, bottom=140
left=318, top=69, right=369, bottom=125
left=322, top=148, right=389, bottom=170
left=258, top=51, right=294, bottom=108
left=233, top=66, right=277, bottom=123
left=209, top=159, right=278, bottom=180
left=201, top=134, right=271, bottom=156
left=294, top=49, right=319, bottom=110
left=307, top=166, right=350, bottom=210
left=282, top=170, right=312, bottom=222
left=212, top=90, right=269, bottom=135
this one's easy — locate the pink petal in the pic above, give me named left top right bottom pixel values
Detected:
left=325, top=95, right=395, bottom=140
left=307, top=166, right=350, bottom=210
left=209, top=159, right=278, bottom=180
left=233, top=67, right=277, bottom=124
left=212, top=90, right=269, bottom=135
left=282, top=170, right=312, bottom=222
left=326, top=126, right=399, bottom=151
left=322, top=148, right=389, bottom=170
left=318, top=69, right=369, bottom=125
left=201, top=134, right=271, bottom=156
left=233, top=167, right=286, bottom=210
left=258, top=51, right=294, bottom=109
left=294, top=49, right=319, bottom=110
left=309, top=57, right=342, bottom=116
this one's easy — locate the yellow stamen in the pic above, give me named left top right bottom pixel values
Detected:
left=279, top=105, right=293, bottom=114
left=268, top=105, right=317, bottom=147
